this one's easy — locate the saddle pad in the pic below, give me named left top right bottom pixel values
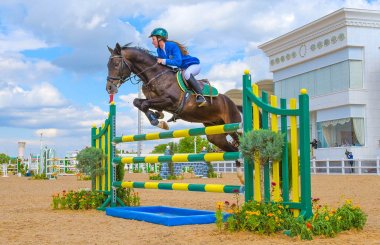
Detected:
left=176, top=72, right=218, bottom=97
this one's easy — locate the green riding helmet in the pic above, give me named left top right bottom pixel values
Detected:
left=149, top=27, right=168, bottom=39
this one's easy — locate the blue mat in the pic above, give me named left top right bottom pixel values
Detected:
left=106, top=206, right=230, bottom=226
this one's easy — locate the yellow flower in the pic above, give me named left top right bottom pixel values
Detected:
left=278, top=205, right=284, bottom=209
left=215, top=201, right=224, bottom=210
left=325, top=216, right=329, bottom=221
left=267, top=213, right=274, bottom=217
left=277, top=210, right=281, bottom=215
left=337, top=216, right=342, bottom=220
left=345, top=199, right=352, bottom=205
left=227, top=209, right=234, bottom=214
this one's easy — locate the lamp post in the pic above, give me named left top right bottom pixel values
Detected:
left=39, top=133, right=43, bottom=174
left=194, top=137, right=197, bottom=153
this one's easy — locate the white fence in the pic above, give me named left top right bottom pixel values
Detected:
left=211, top=158, right=380, bottom=175
left=311, top=158, right=380, bottom=175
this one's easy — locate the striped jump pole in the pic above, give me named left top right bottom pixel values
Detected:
left=113, top=152, right=240, bottom=164
left=114, top=181, right=241, bottom=194
left=113, top=123, right=241, bottom=143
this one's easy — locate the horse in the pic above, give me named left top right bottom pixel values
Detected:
left=105, top=43, right=242, bottom=155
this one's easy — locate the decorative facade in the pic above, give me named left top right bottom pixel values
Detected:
left=259, top=8, right=380, bottom=159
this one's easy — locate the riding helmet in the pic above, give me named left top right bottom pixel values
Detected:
left=149, top=27, right=168, bottom=39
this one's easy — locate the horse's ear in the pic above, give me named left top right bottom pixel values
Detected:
left=107, top=46, right=113, bottom=54
left=115, top=43, right=121, bottom=54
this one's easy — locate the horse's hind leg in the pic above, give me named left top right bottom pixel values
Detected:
left=206, top=133, right=244, bottom=185
left=206, top=134, right=238, bottom=153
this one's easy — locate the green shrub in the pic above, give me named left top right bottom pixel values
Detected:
left=31, top=173, right=49, bottom=180
left=51, top=189, right=105, bottom=210
left=239, top=129, right=284, bottom=165
left=216, top=196, right=367, bottom=240
left=118, top=188, right=140, bottom=207
left=149, top=173, right=163, bottom=180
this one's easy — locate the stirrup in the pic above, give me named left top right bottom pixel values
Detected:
left=196, top=95, right=207, bottom=107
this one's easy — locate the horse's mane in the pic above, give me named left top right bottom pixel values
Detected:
left=121, top=43, right=155, bottom=59
left=121, top=42, right=173, bottom=71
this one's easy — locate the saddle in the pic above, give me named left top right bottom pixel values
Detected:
left=176, top=71, right=218, bottom=97
left=168, top=72, right=219, bottom=123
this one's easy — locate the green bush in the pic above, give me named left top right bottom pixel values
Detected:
left=149, top=173, right=163, bottom=180
left=51, top=189, right=105, bottom=210
left=31, top=173, right=49, bottom=180
left=216, top=197, right=367, bottom=240
left=239, top=129, right=284, bottom=165
left=118, top=188, right=140, bottom=207
left=76, top=147, right=104, bottom=179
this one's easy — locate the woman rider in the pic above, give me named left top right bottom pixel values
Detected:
left=149, top=27, right=207, bottom=107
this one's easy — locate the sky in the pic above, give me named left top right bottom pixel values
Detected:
left=0, top=0, right=379, bottom=158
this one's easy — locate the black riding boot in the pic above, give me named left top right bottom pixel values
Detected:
left=187, top=74, right=207, bottom=107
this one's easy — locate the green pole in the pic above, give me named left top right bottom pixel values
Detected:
left=280, top=98, right=290, bottom=202
left=242, top=71, right=254, bottom=201
left=109, top=102, right=116, bottom=207
left=299, top=90, right=312, bottom=218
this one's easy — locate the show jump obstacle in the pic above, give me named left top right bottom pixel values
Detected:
left=91, top=71, right=312, bottom=218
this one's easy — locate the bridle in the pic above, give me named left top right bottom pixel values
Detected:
left=107, top=55, right=134, bottom=88
left=107, top=52, right=175, bottom=89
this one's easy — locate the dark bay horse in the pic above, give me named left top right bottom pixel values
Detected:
left=105, top=43, right=242, bottom=154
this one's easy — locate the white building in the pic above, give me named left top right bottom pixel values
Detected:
left=259, top=8, right=380, bottom=160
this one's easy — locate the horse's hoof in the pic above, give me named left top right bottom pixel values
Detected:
left=151, top=119, right=159, bottom=126
left=154, top=111, right=164, bottom=119
left=158, top=121, right=169, bottom=130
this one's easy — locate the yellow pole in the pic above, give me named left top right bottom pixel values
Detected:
left=107, top=124, right=111, bottom=191
left=271, top=95, right=280, bottom=202
left=290, top=98, right=300, bottom=217
left=252, top=84, right=261, bottom=202
left=95, top=128, right=99, bottom=191
left=101, top=124, right=106, bottom=191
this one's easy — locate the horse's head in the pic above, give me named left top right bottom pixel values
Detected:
left=106, top=43, right=133, bottom=95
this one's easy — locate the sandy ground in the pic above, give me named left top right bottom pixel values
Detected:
left=0, top=173, right=379, bottom=245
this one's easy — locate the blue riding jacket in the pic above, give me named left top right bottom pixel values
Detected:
left=157, top=41, right=200, bottom=69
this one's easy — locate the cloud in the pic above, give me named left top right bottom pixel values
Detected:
left=0, top=82, right=67, bottom=109
left=35, top=128, right=59, bottom=138
left=0, top=29, right=48, bottom=54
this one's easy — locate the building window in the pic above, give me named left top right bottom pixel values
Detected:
left=276, top=60, right=363, bottom=99
left=316, top=118, right=364, bottom=148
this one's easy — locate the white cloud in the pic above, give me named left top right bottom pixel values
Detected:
left=0, top=29, right=48, bottom=54
left=0, top=82, right=67, bottom=109
left=35, top=128, right=59, bottom=138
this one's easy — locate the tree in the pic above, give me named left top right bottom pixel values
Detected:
left=151, top=136, right=217, bottom=154
left=177, top=136, right=210, bottom=153
left=151, top=142, right=179, bottom=153
left=0, top=153, right=11, bottom=164
left=76, top=147, right=104, bottom=178
left=239, top=129, right=284, bottom=200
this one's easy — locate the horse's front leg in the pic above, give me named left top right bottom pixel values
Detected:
left=138, top=97, right=174, bottom=130
left=133, top=98, right=160, bottom=126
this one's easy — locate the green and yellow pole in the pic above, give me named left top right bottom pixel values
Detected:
left=299, top=89, right=312, bottom=218
left=242, top=70, right=254, bottom=201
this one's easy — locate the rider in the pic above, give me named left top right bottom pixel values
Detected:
left=149, top=27, right=207, bottom=107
